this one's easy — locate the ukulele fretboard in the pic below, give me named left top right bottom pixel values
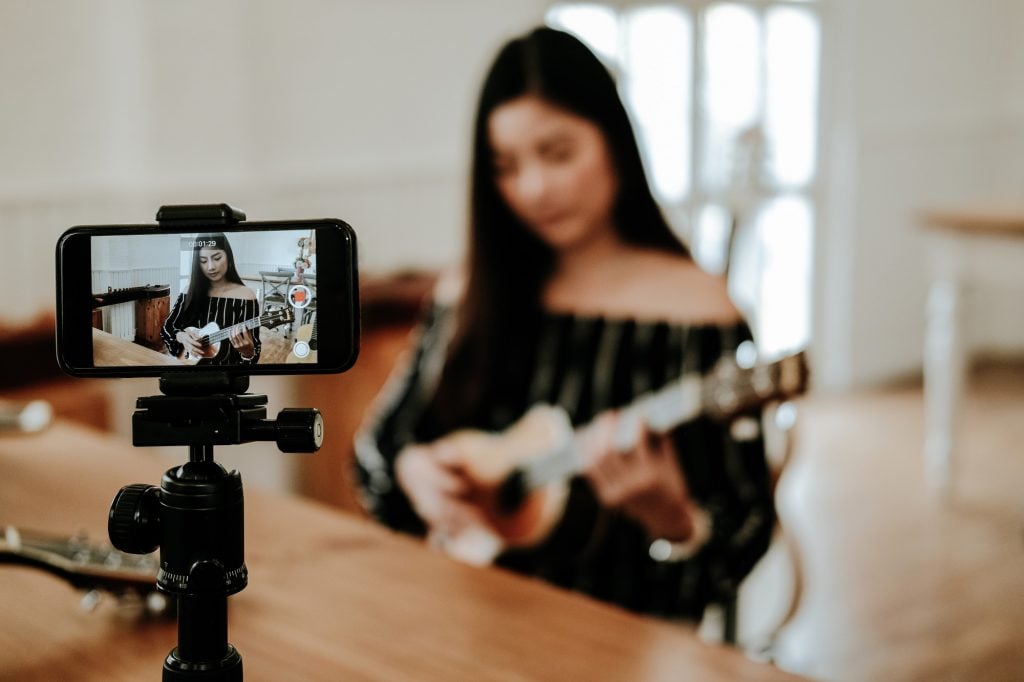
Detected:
left=512, top=353, right=806, bottom=501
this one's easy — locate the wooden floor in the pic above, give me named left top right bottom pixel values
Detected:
left=258, top=328, right=293, bottom=363
left=769, top=363, right=1024, bottom=680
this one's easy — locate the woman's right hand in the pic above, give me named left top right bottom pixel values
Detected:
left=395, top=442, right=474, bottom=530
left=175, top=330, right=203, bottom=357
left=396, top=441, right=505, bottom=564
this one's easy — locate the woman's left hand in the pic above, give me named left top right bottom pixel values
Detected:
left=580, top=412, right=699, bottom=541
left=229, top=326, right=256, bottom=359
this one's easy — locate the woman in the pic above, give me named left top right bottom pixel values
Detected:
left=161, top=233, right=261, bottom=365
left=355, top=28, right=774, bottom=621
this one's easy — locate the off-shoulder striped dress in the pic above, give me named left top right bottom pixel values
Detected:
left=161, top=293, right=262, bottom=366
left=355, top=303, right=774, bottom=620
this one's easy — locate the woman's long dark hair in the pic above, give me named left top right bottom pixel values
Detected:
left=426, top=27, right=690, bottom=433
left=180, top=233, right=245, bottom=323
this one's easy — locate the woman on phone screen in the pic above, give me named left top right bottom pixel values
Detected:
left=161, top=233, right=261, bottom=366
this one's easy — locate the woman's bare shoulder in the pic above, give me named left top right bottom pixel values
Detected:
left=213, top=283, right=256, bottom=300
left=619, top=250, right=742, bottom=325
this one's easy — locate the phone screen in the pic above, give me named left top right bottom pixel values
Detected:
left=57, top=220, right=358, bottom=376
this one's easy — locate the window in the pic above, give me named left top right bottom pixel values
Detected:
left=548, top=2, right=821, bottom=355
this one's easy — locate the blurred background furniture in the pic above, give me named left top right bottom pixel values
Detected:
left=921, top=207, right=1024, bottom=494
left=293, top=271, right=436, bottom=512
left=258, top=270, right=291, bottom=316
left=0, top=314, right=112, bottom=431
left=710, top=199, right=805, bottom=655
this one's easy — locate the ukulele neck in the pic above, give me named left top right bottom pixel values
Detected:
left=512, top=351, right=806, bottom=495
left=517, top=374, right=703, bottom=492
left=204, top=316, right=262, bottom=344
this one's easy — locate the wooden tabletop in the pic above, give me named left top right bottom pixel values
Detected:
left=92, top=327, right=181, bottom=367
left=0, top=422, right=802, bottom=682
left=922, top=206, right=1024, bottom=237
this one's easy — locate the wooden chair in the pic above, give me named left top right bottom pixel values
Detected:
left=709, top=204, right=806, bottom=657
left=259, top=271, right=290, bottom=315
left=717, top=402, right=804, bottom=658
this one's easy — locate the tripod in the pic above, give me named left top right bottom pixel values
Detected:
left=108, top=373, right=323, bottom=681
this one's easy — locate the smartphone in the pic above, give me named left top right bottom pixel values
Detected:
left=56, top=219, right=358, bottom=377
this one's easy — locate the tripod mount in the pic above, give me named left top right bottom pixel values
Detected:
left=109, top=373, right=323, bottom=681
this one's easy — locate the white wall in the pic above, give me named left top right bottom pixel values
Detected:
left=3, top=0, right=1022, bottom=390
left=814, top=0, right=1024, bottom=389
left=1011, top=2, right=1024, bottom=193
left=0, top=0, right=548, bottom=492
left=0, top=0, right=548, bottom=324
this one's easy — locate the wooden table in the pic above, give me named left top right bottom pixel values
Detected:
left=0, top=422, right=801, bottom=681
left=921, top=207, right=1024, bottom=493
left=92, top=327, right=182, bottom=367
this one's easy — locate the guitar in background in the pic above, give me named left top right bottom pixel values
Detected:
left=286, top=318, right=317, bottom=364
left=0, top=525, right=168, bottom=616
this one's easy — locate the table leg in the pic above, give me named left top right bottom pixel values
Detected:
left=924, top=278, right=967, bottom=495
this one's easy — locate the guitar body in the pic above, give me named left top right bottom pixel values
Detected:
left=285, top=322, right=318, bottom=364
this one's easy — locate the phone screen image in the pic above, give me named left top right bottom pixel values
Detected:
left=90, top=229, right=320, bottom=368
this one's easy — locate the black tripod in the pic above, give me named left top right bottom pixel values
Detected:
left=108, top=373, right=323, bottom=681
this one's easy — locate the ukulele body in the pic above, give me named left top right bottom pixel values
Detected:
left=178, top=322, right=223, bottom=363
left=435, top=405, right=573, bottom=561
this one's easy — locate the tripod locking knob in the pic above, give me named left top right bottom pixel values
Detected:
left=108, top=484, right=161, bottom=554
left=274, top=408, right=324, bottom=453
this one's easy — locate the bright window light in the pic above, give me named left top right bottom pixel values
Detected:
left=547, top=2, right=820, bottom=354
left=623, top=7, right=692, bottom=203
left=754, top=195, right=813, bottom=355
left=546, top=4, right=620, bottom=65
left=765, top=7, right=820, bottom=187
left=702, top=4, right=761, bottom=193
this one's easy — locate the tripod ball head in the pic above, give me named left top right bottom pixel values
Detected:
left=108, top=461, right=247, bottom=597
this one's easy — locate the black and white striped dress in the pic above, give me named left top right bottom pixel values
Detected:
left=355, top=303, right=774, bottom=620
left=161, top=293, right=262, bottom=366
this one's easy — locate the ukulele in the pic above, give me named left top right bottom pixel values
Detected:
left=180, top=307, right=293, bottom=363
left=428, top=350, right=809, bottom=565
left=0, top=525, right=167, bottom=615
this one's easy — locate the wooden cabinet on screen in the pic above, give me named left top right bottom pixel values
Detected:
left=135, top=294, right=170, bottom=350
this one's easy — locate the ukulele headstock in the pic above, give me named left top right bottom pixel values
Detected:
left=705, top=348, right=810, bottom=419
left=264, top=307, right=294, bottom=330
left=1, top=526, right=170, bottom=617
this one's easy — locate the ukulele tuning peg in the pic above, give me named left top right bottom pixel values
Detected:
left=80, top=590, right=102, bottom=613
left=773, top=401, right=798, bottom=431
left=735, top=340, right=758, bottom=370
